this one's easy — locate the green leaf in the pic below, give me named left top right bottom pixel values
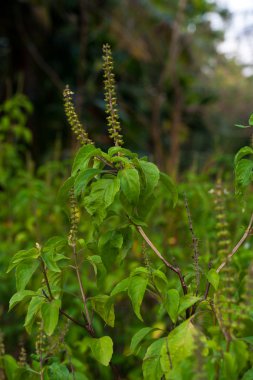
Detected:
left=15, top=260, right=39, bottom=291
left=249, top=114, right=253, bottom=126
left=9, top=290, right=36, bottom=311
left=159, top=172, right=178, bottom=207
left=128, top=276, right=148, bottom=321
left=42, top=236, right=68, bottom=273
left=46, top=363, right=70, bottom=379
left=240, top=336, right=253, bottom=345
left=142, top=338, right=165, bottom=380
left=24, top=296, right=44, bottom=333
left=223, top=352, right=237, bottom=380
left=138, top=160, right=160, bottom=198
left=86, top=255, right=106, bottom=283
left=2, top=355, right=18, bottom=380
left=231, top=340, right=248, bottom=374
left=235, top=159, right=253, bottom=193
left=110, top=278, right=130, bottom=296
left=74, top=168, right=103, bottom=196
left=108, top=146, right=137, bottom=157
left=72, top=144, right=101, bottom=175
left=178, top=295, right=201, bottom=315
left=7, top=248, right=39, bottom=273
left=84, top=178, right=120, bottom=223
left=206, top=269, right=219, bottom=290
left=242, top=368, right=253, bottom=380
left=164, top=289, right=180, bottom=323
left=118, top=168, right=140, bottom=204
left=90, top=295, right=115, bottom=327
left=87, top=336, right=113, bottom=366
left=98, top=230, right=124, bottom=268
left=160, top=318, right=203, bottom=375
left=130, top=327, right=158, bottom=354
left=234, top=146, right=253, bottom=166
left=57, top=176, right=74, bottom=205
left=41, top=299, right=61, bottom=336
left=153, top=270, right=168, bottom=295
left=235, top=124, right=251, bottom=129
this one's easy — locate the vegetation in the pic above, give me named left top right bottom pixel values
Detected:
left=1, top=42, right=253, bottom=380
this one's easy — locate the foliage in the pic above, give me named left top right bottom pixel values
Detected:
left=1, top=45, right=253, bottom=380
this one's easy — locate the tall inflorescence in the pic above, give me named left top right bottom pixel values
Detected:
left=213, top=179, right=231, bottom=261
left=63, top=85, right=93, bottom=146
left=237, top=262, right=253, bottom=334
left=192, top=330, right=208, bottom=380
left=68, top=188, right=79, bottom=247
left=211, top=179, right=236, bottom=351
left=102, top=43, right=123, bottom=147
left=18, top=343, right=27, bottom=367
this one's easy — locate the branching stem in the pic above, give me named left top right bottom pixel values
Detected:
left=216, top=212, right=253, bottom=273
left=135, top=225, right=188, bottom=295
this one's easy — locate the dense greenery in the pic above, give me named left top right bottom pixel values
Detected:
left=1, top=43, right=253, bottom=380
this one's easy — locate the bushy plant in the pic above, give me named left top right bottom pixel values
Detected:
left=2, top=45, right=253, bottom=380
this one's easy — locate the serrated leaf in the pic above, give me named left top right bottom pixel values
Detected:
left=41, top=299, right=61, bottom=336
left=87, top=336, right=113, bottom=366
left=108, top=146, right=137, bottom=157
left=130, top=327, right=158, bottom=354
left=160, top=318, right=204, bottom=374
left=128, top=276, right=148, bottom=321
left=9, top=290, right=36, bottom=311
left=178, top=295, right=201, bottom=315
left=143, top=338, right=165, bottom=380
left=46, top=363, right=70, bottom=379
left=74, top=168, right=103, bottom=196
left=164, top=289, right=180, bottom=323
left=90, top=295, right=115, bottom=327
left=72, top=144, right=101, bottom=175
left=15, top=260, right=39, bottom=291
left=110, top=278, right=130, bottom=296
left=234, top=146, right=253, bottom=166
left=24, top=296, right=44, bottom=333
left=138, top=160, right=160, bottom=198
left=118, top=168, right=140, bottom=204
left=42, top=236, right=68, bottom=273
left=7, top=248, right=39, bottom=273
left=235, top=159, right=253, bottom=193
left=84, top=178, right=120, bottom=223
left=206, top=269, right=219, bottom=290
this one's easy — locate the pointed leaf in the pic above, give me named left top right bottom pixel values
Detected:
left=15, top=260, right=39, bottom=291
left=178, top=295, right=201, bottom=315
left=128, top=276, right=148, bottom=321
left=164, top=289, right=180, bottom=323
left=130, top=327, right=159, bottom=354
left=206, top=269, right=219, bottom=291
left=87, top=336, right=113, bottom=366
left=41, top=299, right=61, bottom=336
left=9, top=290, right=36, bottom=311
left=118, top=168, right=140, bottom=204
left=72, top=144, right=101, bottom=175
left=143, top=338, right=165, bottom=380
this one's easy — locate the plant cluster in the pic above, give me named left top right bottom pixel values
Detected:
left=1, top=46, right=253, bottom=380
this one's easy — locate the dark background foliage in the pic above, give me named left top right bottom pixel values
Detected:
left=1, top=0, right=252, bottom=175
